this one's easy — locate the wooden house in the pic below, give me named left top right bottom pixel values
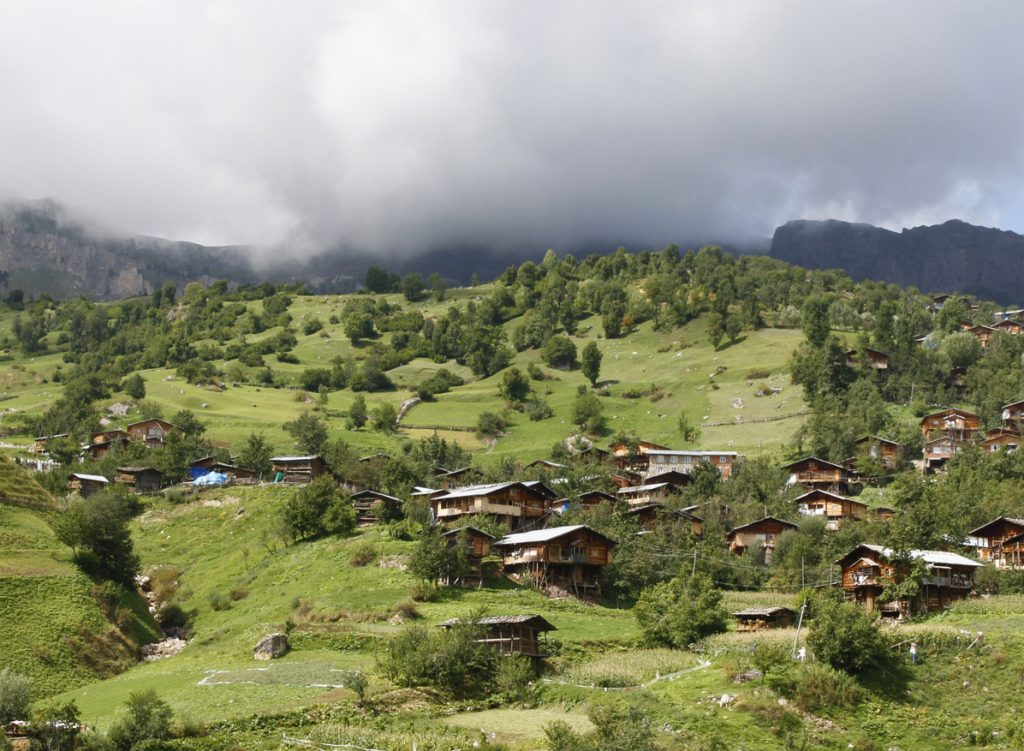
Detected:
left=643, top=469, right=695, bottom=487
left=525, top=459, right=567, bottom=474
left=919, top=408, right=980, bottom=441
left=626, top=502, right=703, bottom=537
left=837, top=544, right=982, bottom=614
left=126, top=418, right=176, bottom=447
left=609, top=439, right=670, bottom=472
left=992, top=319, right=1024, bottom=335
left=854, top=435, right=902, bottom=470
left=435, top=466, right=485, bottom=490
left=68, top=472, right=109, bottom=497
left=982, top=428, right=1020, bottom=454
left=32, top=433, right=69, bottom=453
left=493, top=525, right=615, bottom=596
left=192, top=461, right=258, bottom=482
left=441, top=526, right=495, bottom=587
left=437, top=614, right=555, bottom=659
left=431, top=482, right=551, bottom=531
left=350, top=489, right=403, bottom=524
left=645, top=450, right=738, bottom=480
left=358, top=451, right=390, bottom=465
left=782, top=457, right=850, bottom=493
left=617, top=482, right=683, bottom=506
left=874, top=506, right=895, bottom=522
left=271, top=455, right=328, bottom=484
left=576, top=490, right=619, bottom=509
left=923, top=435, right=964, bottom=474
left=609, top=471, right=643, bottom=489
left=845, top=348, right=890, bottom=371
left=966, top=517, right=1024, bottom=567
left=1002, top=400, right=1024, bottom=431
left=84, top=429, right=131, bottom=460
left=966, top=324, right=998, bottom=348
left=733, top=606, right=796, bottom=631
left=795, top=489, right=867, bottom=530
left=726, top=516, right=798, bottom=562
left=116, top=466, right=163, bottom=493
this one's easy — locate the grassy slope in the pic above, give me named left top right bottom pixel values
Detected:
left=0, top=291, right=808, bottom=463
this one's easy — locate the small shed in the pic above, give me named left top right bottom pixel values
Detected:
left=271, top=455, right=328, bottom=484
left=116, top=466, right=163, bottom=493
left=437, top=614, right=556, bottom=658
left=733, top=606, right=797, bottom=631
left=441, top=526, right=496, bottom=587
left=350, top=489, right=404, bottom=524
left=68, top=473, right=109, bottom=497
left=126, top=418, right=177, bottom=446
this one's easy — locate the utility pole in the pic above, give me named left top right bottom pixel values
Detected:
left=691, top=548, right=698, bottom=577
left=792, top=599, right=807, bottom=657
left=801, top=556, right=805, bottom=589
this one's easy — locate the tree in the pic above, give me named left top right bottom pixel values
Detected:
left=580, top=341, right=602, bottom=386
left=801, top=295, right=831, bottom=348
left=570, top=392, right=606, bottom=434
left=53, top=491, right=140, bottom=585
left=806, top=595, right=889, bottom=674
left=0, top=668, right=31, bottom=724
left=279, top=476, right=355, bottom=542
left=31, top=701, right=80, bottom=751
left=238, top=432, right=273, bottom=477
left=499, top=367, right=530, bottom=402
left=344, top=312, right=376, bottom=343
left=476, top=411, right=508, bottom=438
left=428, top=272, right=447, bottom=302
left=336, top=670, right=368, bottom=705
left=122, top=373, right=146, bottom=400
left=170, top=409, right=206, bottom=438
left=545, top=702, right=658, bottom=751
left=541, top=335, right=577, bottom=369
left=108, top=690, right=173, bottom=751
left=370, top=401, right=398, bottom=433
left=941, top=331, right=984, bottom=370
left=400, top=273, right=426, bottom=302
left=348, top=393, right=368, bottom=430
left=364, top=266, right=397, bottom=293
left=677, top=411, right=700, bottom=444
left=602, top=301, right=625, bottom=339
left=283, top=411, right=328, bottom=454
left=706, top=311, right=725, bottom=349
left=634, top=573, right=728, bottom=648
left=407, top=525, right=467, bottom=584
left=725, top=313, right=742, bottom=345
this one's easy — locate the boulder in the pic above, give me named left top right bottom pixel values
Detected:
left=253, top=633, right=289, bottom=660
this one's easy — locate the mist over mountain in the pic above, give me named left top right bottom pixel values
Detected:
left=770, top=219, right=1024, bottom=305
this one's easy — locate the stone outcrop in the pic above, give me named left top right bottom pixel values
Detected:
left=253, top=633, right=289, bottom=660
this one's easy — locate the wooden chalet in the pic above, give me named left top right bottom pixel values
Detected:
left=853, top=435, right=902, bottom=470
left=920, top=408, right=980, bottom=441
left=441, top=526, right=495, bottom=587
left=874, top=506, right=895, bottom=521
left=782, top=457, right=850, bottom=493
left=837, top=544, right=983, bottom=614
left=617, top=482, right=682, bottom=505
left=350, top=489, right=403, bottom=524
left=493, top=525, right=615, bottom=596
left=845, top=348, right=890, bottom=371
left=271, top=455, right=328, bottom=484
left=431, top=482, right=551, bottom=531
left=992, top=319, right=1024, bottom=335
left=967, top=324, right=998, bottom=348
left=609, top=471, right=643, bottom=489
left=626, top=502, right=703, bottom=537
left=727, top=516, right=798, bottom=562
left=733, top=606, right=796, bottom=631
left=644, top=469, right=695, bottom=487
left=32, top=433, right=68, bottom=453
left=982, top=428, right=1020, bottom=454
left=525, top=459, right=567, bottom=473
left=923, top=435, right=964, bottom=474
left=645, top=449, right=737, bottom=480
left=68, top=472, right=109, bottom=497
left=126, top=418, right=176, bottom=447
left=358, top=451, right=390, bottom=465
left=435, top=466, right=484, bottom=490
left=194, top=461, right=258, bottom=481
left=84, top=429, right=131, bottom=460
left=609, top=439, right=670, bottom=472
left=795, top=489, right=867, bottom=530
left=1002, top=400, right=1024, bottom=431
left=967, top=517, right=1024, bottom=568
left=437, top=614, right=555, bottom=659
left=116, top=466, right=163, bottom=493
left=576, top=490, right=619, bottom=509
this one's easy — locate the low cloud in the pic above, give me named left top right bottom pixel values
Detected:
left=0, top=1, right=1022, bottom=258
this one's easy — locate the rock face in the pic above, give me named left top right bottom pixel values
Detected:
left=253, top=633, right=289, bottom=660
left=0, top=199, right=256, bottom=300
left=770, top=218, right=1024, bottom=304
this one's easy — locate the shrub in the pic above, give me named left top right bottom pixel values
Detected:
left=108, top=690, right=174, bottom=751
left=336, top=670, right=368, bottom=704
left=634, top=573, right=728, bottom=648
left=806, top=596, right=889, bottom=675
left=158, top=604, right=191, bottom=630
left=393, top=600, right=421, bottom=620
left=378, top=621, right=496, bottom=697
left=208, top=592, right=232, bottom=611
left=541, top=335, right=577, bottom=369
left=791, top=663, right=861, bottom=713
left=494, top=655, right=537, bottom=704
left=476, top=411, right=508, bottom=438
left=229, top=586, right=250, bottom=601
left=409, top=582, right=439, bottom=602
left=525, top=398, right=554, bottom=421
left=279, top=476, right=356, bottom=542
left=348, top=541, right=378, bottom=567
left=0, top=668, right=31, bottom=724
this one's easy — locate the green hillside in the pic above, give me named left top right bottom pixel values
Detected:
left=0, top=457, right=160, bottom=697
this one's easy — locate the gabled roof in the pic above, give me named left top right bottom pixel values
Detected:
left=617, top=482, right=674, bottom=495
left=728, top=516, right=798, bottom=536
left=441, top=525, right=496, bottom=540
left=967, top=516, right=1024, bottom=538
left=837, top=543, right=983, bottom=568
left=1002, top=399, right=1024, bottom=411
left=437, top=614, right=556, bottom=631
left=625, top=502, right=703, bottom=521
left=921, top=407, right=979, bottom=421
left=793, top=489, right=865, bottom=508
left=781, top=456, right=847, bottom=472
left=126, top=417, right=176, bottom=429
left=855, top=435, right=901, bottom=447
left=117, top=466, right=160, bottom=474
left=350, top=489, right=404, bottom=504
left=411, top=486, right=439, bottom=496
left=431, top=481, right=549, bottom=501
left=733, top=606, right=795, bottom=617
left=493, top=524, right=616, bottom=547
left=526, top=459, right=566, bottom=469
left=577, top=490, right=618, bottom=502
left=271, top=455, right=323, bottom=462
left=70, top=473, right=108, bottom=483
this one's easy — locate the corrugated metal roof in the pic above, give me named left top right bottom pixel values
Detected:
left=437, top=614, right=556, bottom=630
left=858, top=544, right=984, bottom=568
left=618, top=483, right=671, bottom=494
left=271, top=455, right=321, bottom=462
left=70, top=473, right=108, bottom=483
left=494, top=524, right=615, bottom=546
left=733, top=607, right=794, bottom=617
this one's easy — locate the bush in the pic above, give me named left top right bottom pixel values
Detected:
left=348, top=541, right=378, bottom=567
left=634, top=574, right=728, bottom=648
left=476, top=411, right=508, bottom=438
left=494, top=655, right=537, bottom=704
left=541, top=335, right=577, bottom=369
left=208, top=592, right=232, bottom=611
left=108, top=690, right=174, bottom=751
left=791, top=663, right=861, bottom=713
left=806, top=596, right=889, bottom=675
left=393, top=600, right=421, bottom=620
left=0, top=668, right=31, bottom=724
left=378, top=621, right=496, bottom=697
left=525, top=398, right=554, bottom=421
left=158, top=604, right=191, bottom=630
left=279, top=476, right=356, bottom=542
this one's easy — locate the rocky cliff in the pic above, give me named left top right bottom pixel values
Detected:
left=0, top=199, right=256, bottom=300
left=770, top=218, right=1024, bottom=304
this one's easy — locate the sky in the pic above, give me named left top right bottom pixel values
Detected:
left=0, top=1, right=1022, bottom=260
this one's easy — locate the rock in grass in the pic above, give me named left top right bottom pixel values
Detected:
left=253, top=633, right=289, bottom=660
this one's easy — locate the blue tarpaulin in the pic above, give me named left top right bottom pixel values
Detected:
left=194, top=471, right=228, bottom=486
